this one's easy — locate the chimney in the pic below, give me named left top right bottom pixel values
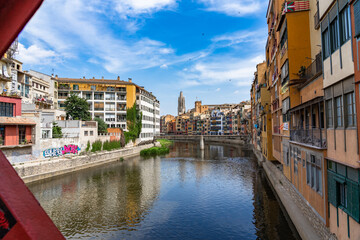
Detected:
left=55, top=75, right=58, bottom=79
left=83, top=76, right=85, bottom=79
left=128, top=78, right=132, bottom=83
left=93, top=77, right=95, bottom=79
left=51, top=74, right=54, bottom=77
left=117, top=76, right=120, bottom=80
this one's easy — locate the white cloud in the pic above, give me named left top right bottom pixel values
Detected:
left=113, top=0, right=178, bottom=16
left=197, top=0, right=266, bottom=16
left=17, top=43, right=57, bottom=65
left=234, top=90, right=239, bottom=94
left=211, top=29, right=267, bottom=48
left=19, top=0, right=176, bottom=73
left=180, top=54, right=264, bottom=88
left=215, top=88, right=221, bottom=92
left=160, top=64, right=168, bottom=69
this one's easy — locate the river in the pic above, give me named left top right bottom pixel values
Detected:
left=28, top=141, right=300, bottom=240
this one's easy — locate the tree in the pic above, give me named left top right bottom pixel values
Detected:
left=64, top=93, right=91, bottom=121
left=94, top=117, right=108, bottom=134
left=52, top=122, right=62, bottom=138
left=126, top=103, right=142, bottom=138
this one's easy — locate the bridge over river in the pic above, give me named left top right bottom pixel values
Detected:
left=155, top=134, right=251, bottom=147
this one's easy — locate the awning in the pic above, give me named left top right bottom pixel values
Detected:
left=0, top=117, right=36, bottom=125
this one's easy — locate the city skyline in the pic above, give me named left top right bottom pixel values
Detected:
left=16, top=0, right=267, bottom=116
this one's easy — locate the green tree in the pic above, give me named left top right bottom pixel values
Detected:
left=94, top=117, right=108, bottom=134
left=126, top=103, right=142, bottom=138
left=64, top=93, right=91, bottom=120
left=52, top=122, right=62, bottom=138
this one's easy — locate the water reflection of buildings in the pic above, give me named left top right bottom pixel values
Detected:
left=252, top=165, right=298, bottom=239
left=29, top=156, right=161, bottom=238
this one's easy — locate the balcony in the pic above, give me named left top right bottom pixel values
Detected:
left=58, top=85, right=70, bottom=90
left=94, top=96, right=104, bottom=100
left=304, top=52, right=322, bottom=81
left=290, top=128, right=326, bottom=148
left=291, top=52, right=322, bottom=87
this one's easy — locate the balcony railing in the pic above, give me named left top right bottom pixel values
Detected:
left=290, top=128, right=326, bottom=148
left=304, top=52, right=322, bottom=81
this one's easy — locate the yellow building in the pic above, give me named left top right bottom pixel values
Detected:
left=56, top=76, right=160, bottom=141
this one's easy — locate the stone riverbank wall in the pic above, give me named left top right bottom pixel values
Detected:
left=14, top=143, right=155, bottom=184
left=252, top=147, right=336, bottom=240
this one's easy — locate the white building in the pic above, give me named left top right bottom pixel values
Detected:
left=136, top=87, right=160, bottom=142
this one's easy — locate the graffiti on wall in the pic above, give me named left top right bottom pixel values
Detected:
left=43, top=145, right=81, bottom=158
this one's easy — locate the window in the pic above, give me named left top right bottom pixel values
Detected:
left=73, top=84, right=79, bottom=90
left=326, top=99, right=333, bottom=127
left=19, top=126, right=26, bottom=144
left=307, top=155, right=322, bottom=194
left=339, top=6, right=351, bottom=45
left=322, top=28, right=330, bottom=59
left=91, top=85, right=96, bottom=91
left=283, top=146, right=290, bottom=166
left=345, top=92, right=356, bottom=127
left=84, top=131, right=88, bottom=136
left=0, top=126, right=4, bottom=145
left=338, top=182, right=347, bottom=208
left=330, top=17, right=339, bottom=53
left=90, top=131, right=93, bottom=136
left=281, top=60, right=289, bottom=85
left=0, top=102, right=14, bottom=117
left=42, top=130, right=50, bottom=139
left=283, top=112, right=290, bottom=122
left=335, top=96, right=343, bottom=127
left=280, top=27, right=287, bottom=49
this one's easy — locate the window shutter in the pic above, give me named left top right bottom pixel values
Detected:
left=327, top=171, right=337, bottom=207
left=355, top=0, right=360, bottom=37
left=347, top=180, right=360, bottom=222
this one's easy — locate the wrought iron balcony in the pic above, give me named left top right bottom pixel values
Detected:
left=290, top=128, right=326, bottom=148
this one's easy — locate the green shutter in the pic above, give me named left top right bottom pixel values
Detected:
left=328, top=171, right=337, bottom=206
left=347, top=180, right=360, bottom=222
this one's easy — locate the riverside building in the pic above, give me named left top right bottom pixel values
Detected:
left=55, top=76, right=160, bottom=142
left=251, top=0, right=360, bottom=239
left=320, top=0, right=360, bottom=238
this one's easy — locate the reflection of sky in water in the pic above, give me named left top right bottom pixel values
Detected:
left=28, top=142, right=299, bottom=240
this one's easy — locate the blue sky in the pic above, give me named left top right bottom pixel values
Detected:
left=17, top=0, right=268, bottom=116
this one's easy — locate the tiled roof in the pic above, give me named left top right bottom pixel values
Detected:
left=0, top=117, right=36, bottom=125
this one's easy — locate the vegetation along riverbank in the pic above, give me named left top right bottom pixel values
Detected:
left=140, top=139, right=173, bottom=157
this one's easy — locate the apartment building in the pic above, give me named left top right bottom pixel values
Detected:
left=56, top=77, right=160, bottom=142
left=136, top=86, right=160, bottom=141
left=210, top=109, right=225, bottom=135
left=284, top=0, right=328, bottom=225
left=29, top=70, right=57, bottom=109
left=318, top=0, right=360, bottom=238
left=160, top=114, right=175, bottom=134
left=0, top=95, right=36, bottom=162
